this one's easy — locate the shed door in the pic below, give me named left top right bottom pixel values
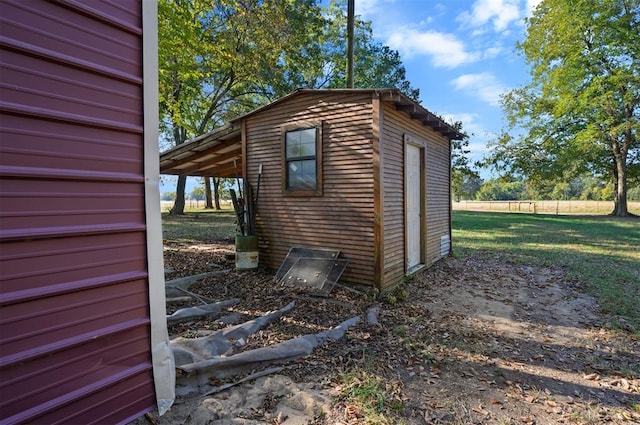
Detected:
left=405, top=143, right=424, bottom=271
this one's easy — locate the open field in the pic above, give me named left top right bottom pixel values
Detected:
left=453, top=200, right=640, bottom=215
left=160, top=200, right=234, bottom=213
left=453, top=211, right=640, bottom=332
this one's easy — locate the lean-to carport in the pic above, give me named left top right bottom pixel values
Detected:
left=159, top=124, right=243, bottom=178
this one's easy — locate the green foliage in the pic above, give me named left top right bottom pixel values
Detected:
left=214, top=177, right=236, bottom=200
left=473, top=173, right=621, bottom=201
left=453, top=211, right=640, bottom=331
left=486, top=0, right=640, bottom=215
left=476, top=178, right=526, bottom=201
left=453, top=173, right=483, bottom=201
left=629, top=185, right=640, bottom=201
left=190, top=185, right=205, bottom=201
left=451, top=123, right=482, bottom=201
left=159, top=0, right=326, bottom=142
left=161, top=191, right=176, bottom=201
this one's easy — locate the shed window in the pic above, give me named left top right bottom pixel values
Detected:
left=283, top=125, right=322, bottom=196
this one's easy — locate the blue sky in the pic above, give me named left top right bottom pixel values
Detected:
left=356, top=0, right=541, bottom=166
left=161, top=0, right=541, bottom=193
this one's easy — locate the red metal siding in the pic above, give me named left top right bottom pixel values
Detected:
left=0, top=1, right=155, bottom=423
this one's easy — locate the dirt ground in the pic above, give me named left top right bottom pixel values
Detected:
left=136, top=242, right=640, bottom=425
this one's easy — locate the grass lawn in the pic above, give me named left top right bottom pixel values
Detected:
left=452, top=211, right=640, bottom=332
left=161, top=208, right=236, bottom=243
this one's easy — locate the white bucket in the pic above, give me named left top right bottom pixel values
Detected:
left=235, top=250, right=259, bottom=270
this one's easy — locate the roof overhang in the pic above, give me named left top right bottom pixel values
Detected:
left=377, top=90, right=465, bottom=140
left=158, top=88, right=464, bottom=178
left=233, top=88, right=465, bottom=140
left=159, top=123, right=243, bottom=177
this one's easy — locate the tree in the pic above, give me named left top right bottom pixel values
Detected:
left=161, top=191, right=176, bottom=202
left=204, top=177, right=214, bottom=209
left=159, top=0, right=326, bottom=214
left=454, top=174, right=484, bottom=201
left=320, top=0, right=419, bottom=99
left=487, top=0, right=639, bottom=216
left=159, top=0, right=422, bottom=214
left=190, top=185, right=205, bottom=201
left=476, top=177, right=526, bottom=201
left=450, top=123, right=481, bottom=201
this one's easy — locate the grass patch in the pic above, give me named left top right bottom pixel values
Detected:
left=338, top=368, right=405, bottom=424
left=162, top=209, right=236, bottom=243
left=452, top=211, right=640, bottom=332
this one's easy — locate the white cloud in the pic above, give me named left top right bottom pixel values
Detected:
left=386, top=29, right=478, bottom=68
left=441, top=112, right=493, bottom=161
left=457, top=0, right=521, bottom=32
left=355, top=0, right=383, bottom=18
left=451, top=73, right=507, bottom=106
left=526, top=0, right=543, bottom=16
left=442, top=112, right=480, bottom=132
left=483, top=45, right=503, bottom=59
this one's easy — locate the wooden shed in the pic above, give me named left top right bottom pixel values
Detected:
left=160, top=89, right=462, bottom=290
left=0, top=1, right=173, bottom=423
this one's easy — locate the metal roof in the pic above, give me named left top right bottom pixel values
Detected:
left=159, top=88, right=464, bottom=177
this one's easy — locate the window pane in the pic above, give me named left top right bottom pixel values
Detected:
left=299, top=138, right=316, bottom=157
left=286, top=128, right=315, bottom=159
left=288, top=159, right=316, bottom=189
left=299, top=128, right=316, bottom=152
left=285, top=131, right=300, bottom=158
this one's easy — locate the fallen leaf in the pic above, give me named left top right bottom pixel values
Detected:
left=520, top=415, right=535, bottom=424
left=620, top=378, right=630, bottom=390
left=472, top=404, right=489, bottom=415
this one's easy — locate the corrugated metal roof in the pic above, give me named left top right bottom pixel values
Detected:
left=0, top=0, right=156, bottom=423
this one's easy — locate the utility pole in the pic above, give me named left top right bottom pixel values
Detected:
left=346, top=0, right=354, bottom=88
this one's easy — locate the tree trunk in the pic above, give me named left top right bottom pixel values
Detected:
left=205, top=177, right=214, bottom=209
left=170, top=125, right=188, bottom=215
left=611, top=156, right=629, bottom=216
left=213, top=177, right=221, bottom=210
left=610, top=136, right=630, bottom=217
left=170, top=175, right=187, bottom=215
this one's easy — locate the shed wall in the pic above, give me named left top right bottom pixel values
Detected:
left=244, top=92, right=377, bottom=286
left=424, top=126, right=452, bottom=266
left=0, top=1, right=156, bottom=423
left=381, top=104, right=451, bottom=287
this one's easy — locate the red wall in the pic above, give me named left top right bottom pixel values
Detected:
left=0, top=1, right=156, bottom=423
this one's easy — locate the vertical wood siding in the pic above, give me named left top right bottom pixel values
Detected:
left=380, top=105, right=406, bottom=288
left=0, top=1, right=155, bottom=423
left=424, top=127, right=452, bottom=267
left=245, top=93, right=377, bottom=286
left=381, top=104, right=451, bottom=288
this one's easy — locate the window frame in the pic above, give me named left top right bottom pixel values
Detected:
left=281, top=122, right=323, bottom=197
